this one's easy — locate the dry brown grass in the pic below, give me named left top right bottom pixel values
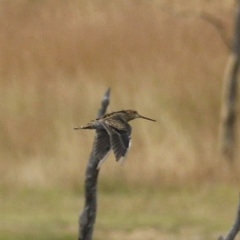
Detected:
left=0, top=0, right=239, bottom=189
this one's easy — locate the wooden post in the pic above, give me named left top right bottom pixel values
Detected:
left=78, top=88, right=110, bottom=240
left=219, top=0, right=240, bottom=161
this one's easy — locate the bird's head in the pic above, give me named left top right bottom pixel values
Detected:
left=125, top=110, right=156, bottom=122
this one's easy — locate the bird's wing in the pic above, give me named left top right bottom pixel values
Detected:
left=100, top=120, right=131, bottom=164
left=94, top=129, right=111, bottom=169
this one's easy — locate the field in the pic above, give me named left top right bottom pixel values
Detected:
left=2, top=185, right=240, bottom=240
left=1, top=0, right=240, bottom=239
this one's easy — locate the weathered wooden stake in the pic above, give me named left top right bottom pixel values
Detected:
left=219, top=0, right=240, bottom=161
left=78, top=88, right=110, bottom=240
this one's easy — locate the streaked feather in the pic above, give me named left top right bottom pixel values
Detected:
left=94, top=129, right=111, bottom=169
left=99, top=120, right=131, bottom=162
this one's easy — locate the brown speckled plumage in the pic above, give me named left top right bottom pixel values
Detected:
left=74, top=110, right=156, bottom=168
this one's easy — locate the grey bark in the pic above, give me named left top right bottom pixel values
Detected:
left=78, top=88, right=110, bottom=240
left=219, top=0, right=240, bottom=161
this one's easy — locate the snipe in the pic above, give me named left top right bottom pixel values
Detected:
left=74, top=110, right=156, bottom=169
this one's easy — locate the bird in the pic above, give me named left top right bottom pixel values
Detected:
left=74, top=110, right=156, bottom=169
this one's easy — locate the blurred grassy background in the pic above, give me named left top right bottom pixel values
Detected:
left=1, top=0, right=240, bottom=239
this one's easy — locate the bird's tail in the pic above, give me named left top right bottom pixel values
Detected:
left=74, top=121, right=97, bottom=130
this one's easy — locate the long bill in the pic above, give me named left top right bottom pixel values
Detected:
left=139, top=115, right=156, bottom=122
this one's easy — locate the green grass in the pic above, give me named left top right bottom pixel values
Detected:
left=1, top=188, right=79, bottom=240
left=1, top=184, right=239, bottom=240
